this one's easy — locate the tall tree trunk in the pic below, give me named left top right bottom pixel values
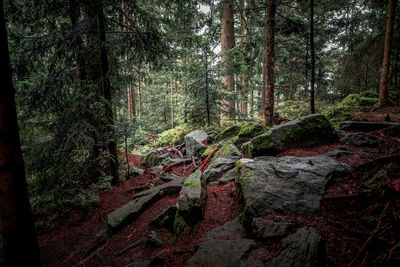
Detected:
left=0, top=1, right=42, bottom=265
left=309, top=0, right=315, bottom=114
left=240, top=0, right=248, bottom=116
left=205, top=52, right=211, bottom=127
left=264, top=0, right=276, bottom=126
left=220, top=0, right=235, bottom=123
left=122, top=0, right=135, bottom=120
left=379, top=0, right=396, bottom=108
left=96, top=3, right=119, bottom=185
left=170, top=80, right=174, bottom=128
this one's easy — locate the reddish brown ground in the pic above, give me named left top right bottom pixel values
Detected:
left=37, top=109, right=400, bottom=267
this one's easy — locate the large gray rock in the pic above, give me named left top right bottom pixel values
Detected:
left=107, top=176, right=186, bottom=233
left=212, top=140, right=241, bottom=161
left=219, top=168, right=237, bottom=184
left=202, top=158, right=237, bottom=184
left=343, top=132, right=383, bottom=147
left=142, top=147, right=171, bottom=168
left=251, top=218, right=290, bottom=240
left=185, top=239, right=256, bottom=267
left=177, top=170, right=206, bottom=224
left=266, top=227, right=324, bottom=267
left=235, top=155, right=350, bottom=217
left=185, top=130, right=208, bottom=156
left=202, top=217, right=243, bottom=241
left=242, top=114, right=337, bottom=158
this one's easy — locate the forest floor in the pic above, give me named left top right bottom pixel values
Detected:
left=37, top=107, right=400, bottom=267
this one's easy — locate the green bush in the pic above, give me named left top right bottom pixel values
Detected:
left=341, top=94, right=378, bottom=107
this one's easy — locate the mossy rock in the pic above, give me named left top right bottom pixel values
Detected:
left=213, top=140, right=241, bottom=160
left=142, top=153, right=158, bottom=168
left=244, top=114, right=337, bottom=158
left=238, top=123, right=268, bottom=138
left=215, top=125, right=241, bottom=142
left=201, top=142, right=223, bottom=159
left=177, top=170, right=205, bottom=225
left=341, top=94, right=378, bottom=107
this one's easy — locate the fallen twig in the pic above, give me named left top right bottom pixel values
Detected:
left=199, top=148, right=219, bottom=171
left=117, top=239, right=144, bottom=256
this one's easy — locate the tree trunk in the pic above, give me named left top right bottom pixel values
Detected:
left=96, top=3, right=119, bottom=185
left=240, top=0, right=248, bottom=116
left=264, top=0, right=276, bottom=126
left=220, top=0, right=235, bottom=123
left=309, top=0, right=315, bottom=114
left=379, top=0, right=396, bottom=108
left=122, top=1, right=135, bottom=120
left=0, top=1, right=42, bottom=265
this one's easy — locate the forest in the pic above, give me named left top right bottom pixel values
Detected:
left=0, top=0, right=400, bottom=266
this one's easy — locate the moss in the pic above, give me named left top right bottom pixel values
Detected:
left=209, top=181, right=219, bottom=185
left=213, top=140, right=240, bottom=160
left=216, top=125, right=241, bottom=142
left=341, top=94, right=378, bottom=107
left=202, top=143, right=219, bottom=158
left=188, top=197, right=201, bottom=211
left=241, top=141, right=252, bottom=158
left=239, top=123, right=267, bottom=138
left=183, top=177, right=201, bottom=187
left=170, top=236, right=177, bottom=244
left=253, top=136, right=272, bottom=150
left=172, top=212, right=185, bottom=234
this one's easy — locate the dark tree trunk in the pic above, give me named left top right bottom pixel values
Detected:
left=220, top=0, right=235, bottom=122
left=309, top=0, right=315, bottom=114
left=264, top=0, right=276, bottom=126
left=96, top=3, right=119, bottom=185
left=0, top=1, right=42, bottom=266
left=379, top=0, right=396, bottom=108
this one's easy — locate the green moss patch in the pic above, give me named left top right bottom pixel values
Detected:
left=238, top=123, right=268, bottom=138
left=216, top=125, right=241, bottom=142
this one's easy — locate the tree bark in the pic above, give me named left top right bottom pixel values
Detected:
left=240, top=0, right=248, bottom=116
left=122, top=0, right=135, bottom=120
left=0, top=1, right=42, bottom=265
left=309, top=0, right=315, bottom=114
left=96, top=3, right=119, bottom=185
left=220, top=0, right=235, bottom=123
left=264, top=0, right=276, bottom=126
left=379, top=0, right=396, bottom=108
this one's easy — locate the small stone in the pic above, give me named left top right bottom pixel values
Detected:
left=128, top=167, right=144, bottom=177
left=147, top=231, right=163, bottom=248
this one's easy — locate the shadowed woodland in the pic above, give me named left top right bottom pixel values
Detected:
left=1, top=0, right=400, bottom=266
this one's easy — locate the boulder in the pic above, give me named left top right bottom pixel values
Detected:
left=106, top=176, right=186, bottom=233
left=266, top=227, right=324, bottom=267
left=185, top=239, right=256, bottom=267
left=142, top=147, right=171, bottom=168
left=238, top=123, right=267, bottom=138
left=342, top=132, right=383, bottom=147
left=202, top=158, right=237, bottom=184
left=219, top=168, right=236, bottom=184
left=215, top=125, right=241, bottom=142
left=212, top=140, right=241, bottom=161
left=184, top=130, right=208, bottom=156
left=242, top=114, right=337, bottom=158
left=176, top=170, right=206, bottom=224
left=201, top=217, right=243, bottom=241
left=128, top=167, right=144, bottom=178
left=251, top=218, right=290, bottom=240
left=150, top=206, right=177, bottom=230
left=235, top=155, right=350, bottom=217
left=339, top=121, right=400, bottom=132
